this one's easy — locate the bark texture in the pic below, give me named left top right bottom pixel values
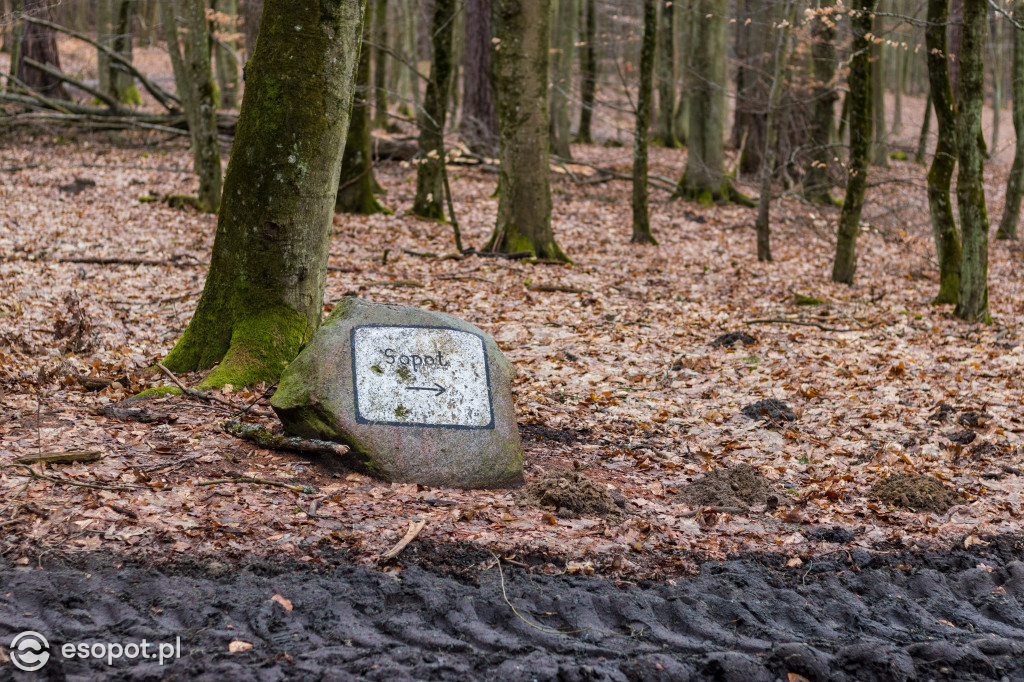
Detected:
left=412, top=0, right=456, bottom=220
left=655, top=0, right=677, bottom=148
left=336, top=1, right=386, bottom=214
left=98, top=0, right=140, bottom=105
left=576, top=0, right=597, bottom=144
left=831, top=0, right=872, bottom=283
left=459, top=0, right=498, bottom=153
left=997, top=0, right=1024, bottom=241
left=212, top=0, right=241, bottom=109
left=162, top=0, right=364, bottom=388
left=952, top=0, right=990, bottom=322
left=240, top=0, right=263, bottom=58
left=924, top=0, right=962, bottom=304
left=732, top=0, right=771, bottom=174
left=870, top=5, right=887, bottom=165
left=486, top=0, right=568, bottom=260
left=549, top=0, right=577, bottom=159
left=162, top=0, right=223, bottom=213
left=803, top=0, right=838, bottom=204
left=372, top=0, right=388, bottom=128
left=632, top=0, right=658, bottom=245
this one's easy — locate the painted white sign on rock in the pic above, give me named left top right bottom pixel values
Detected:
left=351, top=325, right=494, bottom=428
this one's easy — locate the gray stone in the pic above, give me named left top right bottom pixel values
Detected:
left=271, top=297, right=523, bottom=489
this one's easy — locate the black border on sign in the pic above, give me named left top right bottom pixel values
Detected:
left=350, top=324, right=496, bottom=430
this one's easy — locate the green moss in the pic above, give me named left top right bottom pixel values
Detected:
left=396, top=365, right=412, bottom=382
left=132, top=386, right=184, bottom=399
left=370, top=364, right=384, bottom=375
left=395, top=404, right=410, bottom=418
left=794, top=292, right=826, bottom=305
left=165, top=194, right=203, bottom=211
left=119, top=84, right=142, bottom=106
left=198, top=305, right=308, bottom=389
left=889, top=150, right=909, bottom=161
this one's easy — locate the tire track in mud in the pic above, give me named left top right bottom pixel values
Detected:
left=1, top=540, right=1023, bottom=681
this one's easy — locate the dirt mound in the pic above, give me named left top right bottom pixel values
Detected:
left=741, top=398, right=796, bottom=423
left=869, top=473, right=965, bottom=513
left=517, top=470, right=622, bottom=518
left=678, top=465, right=786, bottom=510
left=708, top=331, right=757, bottom=348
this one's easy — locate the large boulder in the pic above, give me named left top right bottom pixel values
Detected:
left=271, top=297, right=523, bottom=489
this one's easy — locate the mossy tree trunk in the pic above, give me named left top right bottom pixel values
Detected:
left=674, top=0, right=740, bottom=205
left=412, top=0, right=455, bottom=220
left=755, top=0, right=796, bottom=262
left=162, top=0, right=223, bottom=213
left=212, top=0, right=241, bottom=109
left=549, top=0, right=577, bottom=159
left=162, top=0, right=364, bottom=389
left=485, top=0, right=568, bottom=260
left=655, top=0, right=676, bottom=148
left=99, top=0, right=141, bottom=105
left=924, top=0, right=961, bottom=303
left=831, top=0, right=873, bottom=283
left=336, top=1, right=386, bottom=215
left=803, top=0, right=838, bottom=204
left=576, top=0, right=597, bottom=144
left=460, top=0, right=498, bottom=153
left=632, top=0, right=658, bottom=245
left=997, top=0, right=1024, bottom=241
left=869, top=4, right=887, bottom=166
left=372, top=0, right=388, bottom=128
left=952, top=0, right=990, bottom=322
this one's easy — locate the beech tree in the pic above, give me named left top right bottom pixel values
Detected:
left=924, top=0, right=961, bottom=303
left=336, top=1, right=386, bottom=214
left=17, top=0, right=68, bottom=99
left=162, top=0, right=222, bottom=213
left=997, top=0, right=1024, bottom=241
left=372, top=0, right=389, bottom=128
left=460, top=0, right=498, bottom=153
left=576, top=0, right=598, bottom=144
left=97, top=0, right=140, bottom=105
left=485, top=0, right=568, bottom=260
left=549, top=0, right=577, bottom=159
left=831, top=0, right=873, bottom=283
left=412, top=0, right=455, bottom=220
left=655, top=0, right=677, bottom=147
left=803, top=0, right=839, bottom=205
left=632, top=0, right=657, bottom=245
left=212, top=0, right=241, bottom=109
left=952, top=0, right=990, bottom=322
left=161, top=0, right=364, bottom=389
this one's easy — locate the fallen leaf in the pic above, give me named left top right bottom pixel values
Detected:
left=270, top=594, right=293, bottom=611
left=228, top=640, right=253, bottom=653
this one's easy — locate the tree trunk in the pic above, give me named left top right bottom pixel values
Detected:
left=870, top=4, right=887, bottom=165
left=655, top=0, right=677, bottom=148
left=632, top=0, right=658, bottom=244
left=997, top=0, right=1023, bottom=240
left=576, top=0, right=597, bottom=144
left=459, top=0, right=498, bottom=153
left=18, top=0, right=68, bottom=99
left=162, top=0, right=223, bottom=213
left=485, top=0, right=568, bottom=260
left=412, top=0, right=455, bottom=220
left=373, top=0, right=388, bottom=128
left=336, top=1, right=386, bottom=214
left=915, top=88, right=932, bottom=163
left=675, top=0, right=740, bottom=205
left=952, top=0, right=990, bottom=322
left=6, top=0, right=24, bottom=91
left=162, top=0, right=364, bottom=389
left=892, top=43, right=903, bottom=134
left=240, top=0, right=263, bottom=59
left=111, top=0, right=140, bottom=105
left=673, top=0, right=692, bottom=146
left=831, top=0, right=872, bottom=283
left=733, top=0, right=771, bottom=174
left=803, top=0, right=838, bottom=204
left=212, top=0, right=241, bottom=109
left=755, top=0, right=796, bottom=262
left=925, top=0, right=961, bottom=303
left=549, top=0, right=576, bottom=159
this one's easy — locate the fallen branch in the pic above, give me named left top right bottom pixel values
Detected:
left=528, top=284, right=588, bottom=294
left=20, top=14, right=180, bottom=111
left=743, top=318, right=865, bottom=332
left=0, top=462, right=142, bottom=491
left=155, top=363, right=238, bottom=409
left=362, top=279, right=425, bottom=288
left=57, top=256, right=202, bottom=268
left=378, top=520, right=426, bottom=561
left=14, top=450, right=102, bottom=465
left=195, top=477, right=318, bottom=494
left=222, top=420, right=350, bottom=458
left=21, top=56, right=124, bottom=112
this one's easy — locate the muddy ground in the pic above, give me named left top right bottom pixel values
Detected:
left=2, top=538, right=1023, bottom=681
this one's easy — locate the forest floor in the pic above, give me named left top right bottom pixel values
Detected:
left=2, top=60, right=1024, bottom=677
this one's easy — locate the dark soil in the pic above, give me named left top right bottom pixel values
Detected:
left=678, top=464, right=786, bottom=510
left=807, top=526, right=858, bottom=544
left=516, top=470, right=622, bottom=519
left=869, top=473, right=966, bottom=513
left=929, top=403, right=956, bottom=423
left=2, top=538, right=1024, bottom=681
left=950, top=430, right=979, bottom=444
left=740, top=398, right=796, bottom=423
left=519, top=423, right=593, bottom=445
left=57, top=177, right=96, bottom=195
left=959, top=411, right=993, bottom=428
left=708, top=331, right=757, bottom=348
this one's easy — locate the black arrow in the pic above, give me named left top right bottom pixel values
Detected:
left=405, top=382, right=447, bottom=396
